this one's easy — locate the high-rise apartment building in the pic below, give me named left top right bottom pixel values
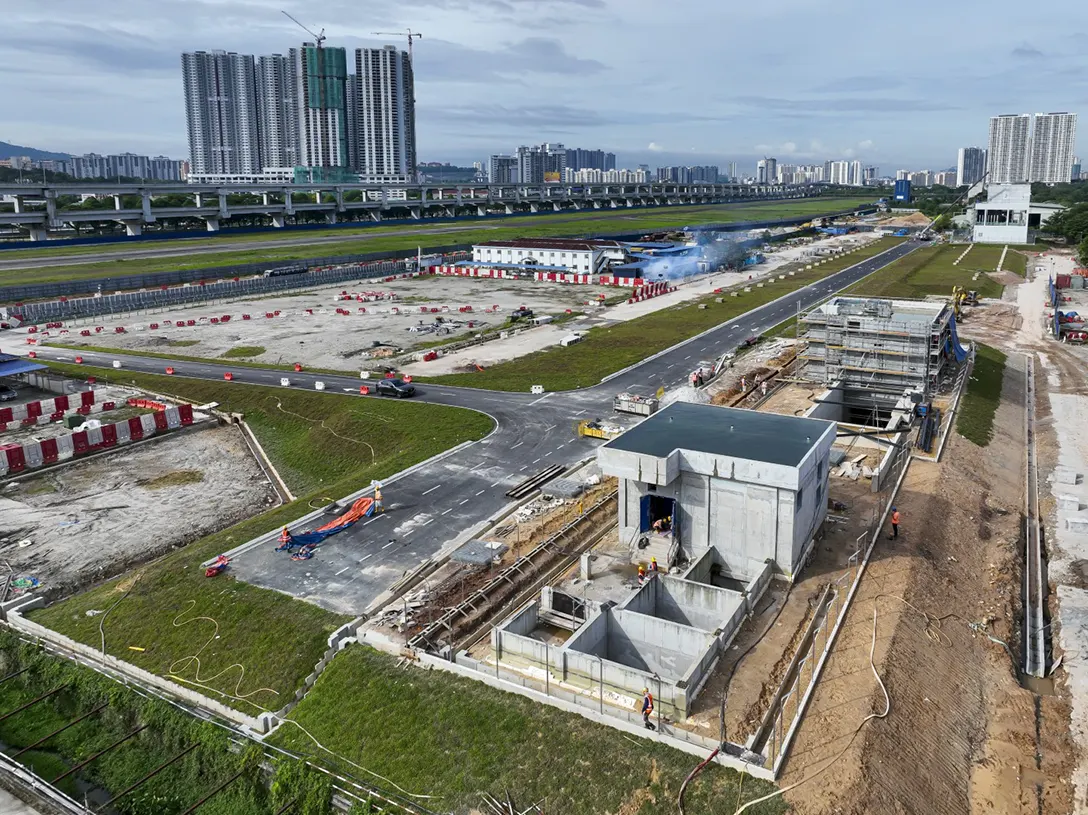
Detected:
left=181, top=51, right=262, bottom=174
left=255, top=54, right=299, bottom=169
left=987, top=114, right=1031, bottom=183
left=516, top=145, right=545, bottom=183
left=956, top=147, right=986, bottom=187
left=1028, top=112, right=1078, bottom=183
left=292, top=44, right=349, bottom=173
left=756, top=158, right=777, bottom=184
left=1073, top=156, right=1083, bottom=181
left=826, top=160, right=850, bottom=185
left=352, top=46, right=416, bottom=181
left=728, top=161, right=738, bottom=181
left=488, top=155, right=517, bottom=184
left=565, top=148, right=616, bottom=172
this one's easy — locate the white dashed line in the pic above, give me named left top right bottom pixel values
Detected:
left=335, top=567, right=349, bottom=576
left=360, top=554, right=373, bottom=562
left=532, top=457, right=541, bottom=464
left=511, top=441, right=524, bottom=449
left=420, top=519, right=434, bottom=527
left=422, top=484, right=440, bottom=495
left=475, top=489, right=485, bottom=496
left=684, top=355, right=691, bottom=360
left=528, top=393, right=553, bottom=406
left=459, top=498, right=470, bottom=505
left=575, top=409, right=587, bottom=416
left=383, top=541, right=395, bottom=549
left=441, top=508, right=452, bottom=515
left=490, top=481, right=501, bottom=487
left=519, top=465, right=528, bottom=471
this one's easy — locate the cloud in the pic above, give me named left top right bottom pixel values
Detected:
left=810, top=76, right=903, bottom=93
left=413, top=36, right=606, bottom=82
left=1011, top=44, right=1044, bottom=59
left=647, top=141, right=665, bottom=152
left=732, top=95, right=960, bottom=113
left=858, top=139, right=874, bottom=151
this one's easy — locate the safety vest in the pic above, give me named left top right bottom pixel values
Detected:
left=891, top=511, right=900, bottom=525
left=649, top=560, right=659, bottom=572
left=643, top=692, right=654, bottom=713
left=375, top=488, right=383, bottom=502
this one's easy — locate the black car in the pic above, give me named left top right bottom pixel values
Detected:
left=376, top=378, right=416, bottom=398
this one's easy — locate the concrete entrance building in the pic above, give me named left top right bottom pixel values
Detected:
left=597, top=403, right=836, bottom=582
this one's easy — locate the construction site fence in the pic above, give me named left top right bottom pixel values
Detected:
left=760, top=436, right=912, bottom=777
left=0, top=243, right=472, bottom=306
left=0, top=387, right=105, bottom=432
left=10, top=257, right=443, bottom=323
left=0, top=403, right=196, bottom=477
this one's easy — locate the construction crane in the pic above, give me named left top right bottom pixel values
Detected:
left=371, top=29, right=423, bottom=60
left=282, top=10, right=325, bottom=47
left=917, top=170, right=990, bottom=241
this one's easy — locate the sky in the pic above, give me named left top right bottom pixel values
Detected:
left=2, top=0, right=1087, bottom=174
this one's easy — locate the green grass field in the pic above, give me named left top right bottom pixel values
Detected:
left=29, top=364, right=493, bottom=706
left=846, top=243, right=1022, bottom=300
left=6, top=197, right=872, bottom=288
left=956, top=343, right=1007, bottom=446
left=272, top=645, right=786, bottom=815
left=425, top=237, right=905, bottom=391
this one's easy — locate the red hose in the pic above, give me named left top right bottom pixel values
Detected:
left=677, top=746, right=720, bottom=815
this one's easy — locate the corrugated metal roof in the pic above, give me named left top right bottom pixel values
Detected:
left=474, top=238, right=623, bottom=251
left=604, top=402, right=832, bottom=467
left=0, top=358, right=46, bottom=377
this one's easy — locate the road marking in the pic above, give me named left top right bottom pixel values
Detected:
left=532, top=457, right=541, bottom=464
left=363, top=518, right=378, bottom=526
left=490, top=481, right=501, bottom=487
left=544, top=451, right=552, bottom=456
left=575, top=409, right=587, bottom=416
left=519, top=465, right=528, bottom=471
left=510, top=441, right=524, bottom=449
left=730, top=325, right=738, bottom=330
left=383, top=541, right=395, bottom=549
left=422, top=484, right=440, bottom=495
left=360, top=554, right=373, bottom=562
left=558, top=442, right=567, bottom=448
left=544, top=424, right=555, bottom=431
left=441, top=508, right=452, bottom=515
left=420, top=518, right=434, bottom=526
left=459, top=498, right=470, bottom=505
left=475, top=489, right=485, bottom=496
left=335, top=566, right=350, bottom=576
left=528, top=392, right=553, bottom=406
left=684, top=355, right=691, bottom=360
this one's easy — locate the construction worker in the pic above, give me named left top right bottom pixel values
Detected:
left=890, top=506, right=901, bottom=539
left=649, top=557, right=659, bottom=573
left=637, top=563, right=647, bottom=586
left=279, top=526, right=291, bottom=544
left=760, top=380, right=768, bottom=397
left=641, top=688, right=656, bottom=731
left=374, top=484, right=384, bottom=513
left=740, top=376, right=747, bottom=392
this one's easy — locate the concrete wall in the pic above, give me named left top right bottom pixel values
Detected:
left=621, top=575, right=745, bottom=633
left=618, top=476, right=682, bottom=550
left=804, top=386, right=845, bottom=422
left=786, top=429, right=835, bottom=577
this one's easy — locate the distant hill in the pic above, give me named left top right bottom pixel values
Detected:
left=0, top=141, right=71, bottom=161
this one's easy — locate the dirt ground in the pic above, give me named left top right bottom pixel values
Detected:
left=0, top=425, right=277, bottom=597
left=776, top=256, right=1079, bottom=815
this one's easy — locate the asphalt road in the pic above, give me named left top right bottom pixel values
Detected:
left=28, top=239, right=919, bottom=614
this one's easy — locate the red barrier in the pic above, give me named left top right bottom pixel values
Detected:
left=101, top=424, right=117, bottom=447
left=153, top=412, right=169, bottom=432
left=25, top=402, right=41, bottom=420
left=294, top=363, right=303, bottom=372
left=165, top=367, right=175, bottom=375
left=0, top=408, right=10, bottom=424
left=210, top=317, right=220, bottom=324
left=128, top=416, right=144, bottom=440
left=178, top=404, right=194, bottom=425
left=221, top=315, right=231, bottom=322
left=76, top=406, right=91, bottom=415
left=101, top=401, right=116, bottom=411
left=403, top=375, right=413, bottom=383
left=74, top=356, right=83, bottom=364
left=1, top=444, right=25, bottom=473
left=224, top=372, right=233, bottom=381
left=150, top=323, right=159, bottom=329
left=266, top=312, right=274, bottom=318
left=72, top=432, right=89, bottom=454
left=81, top=391, right=95, bottom=408
left=49, top=412, right=63, bottom=422
left=40, top=438, right=58, bottom=463
left=274, top=310, right=281, bottom=316
left=27, top=351, right=36, bottom=358
left=86, top=377, right=96, bottom=385
left=114, top=326, right=126, bottom=333
left=242, top=314, right=251, bottom=320
left=360, top=385, right=370, bottom=395
left=80, top=330, right=91, bottom=336
left=26, top=326, right=37, bottom=334
left=55, top=395, right=69, bottom=412
left=94, top=326, right=103, bottom=333
left=186, top=320, right=195, bottom=327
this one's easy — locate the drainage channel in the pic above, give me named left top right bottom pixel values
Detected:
left=1023, top=354, right=1053, bottom=679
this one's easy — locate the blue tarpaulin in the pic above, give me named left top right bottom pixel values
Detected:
left=947, top=314, right=969, bottom=362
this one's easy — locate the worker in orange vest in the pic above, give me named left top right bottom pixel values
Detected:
left=279, top=526, right=291, bottom=544
left=374, top=485, right=384, bottom=513
left=641, top=688, right=656, bottom=730
left=637, top=563, right=647, bottom=586
left=890, top=506, right=900, bottom=539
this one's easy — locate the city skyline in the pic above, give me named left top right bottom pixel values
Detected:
left=4, top=0, right=1087, bottom=172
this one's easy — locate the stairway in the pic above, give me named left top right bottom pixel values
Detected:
left=631, top=532, right=675, bottom=569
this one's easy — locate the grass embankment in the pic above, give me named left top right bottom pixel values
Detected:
left=273, top=646, right=785, bottom=815
left=29, top=364, right=494, bottom=707
left=426, top=237, right=905, bottom=391
left=0, top=632, right=333, bottom=815
left=221, top=344, right=267, bottom=359
left=956, top=343, right=1006, bottom=446
left=6, top=197, right=872, bottom=288
left=847, top=243, right=1030, bottom=300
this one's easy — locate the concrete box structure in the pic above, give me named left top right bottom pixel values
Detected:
left=597, top=403, right=835, bottom=581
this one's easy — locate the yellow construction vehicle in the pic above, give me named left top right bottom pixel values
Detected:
left=951, top=286, right=968, bottom=319
left=576, top=419, right=621, bottom=440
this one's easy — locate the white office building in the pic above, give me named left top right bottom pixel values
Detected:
left=182, top=51, right=263, bottom=175
left=987, top=114, right=1031, bottom=184
left=756, top=157, right=777, bottom=184
left=1029, top=112, right=1078, bottom=183
left=956, top=147, right=987, bottom=187
left=352, top=46, right=416, bottom=182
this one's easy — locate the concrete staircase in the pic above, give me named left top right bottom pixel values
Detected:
left=632, top=532, right=675, bottom=568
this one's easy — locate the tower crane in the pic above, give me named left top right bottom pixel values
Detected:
left=371, top=29, right=423, bottom=60
left=282, top=10, right=325, bottom=47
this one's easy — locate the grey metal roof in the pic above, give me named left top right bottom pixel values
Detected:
left=604, top=402, right=833, bottom=467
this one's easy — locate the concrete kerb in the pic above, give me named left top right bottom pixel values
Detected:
left=202, top=436, right=482, bottom=567
left=238, top=420, right=294, bottom=503
left=598, top=241, right=912, bottom=386
left=771, top=445, right=913, bottom=777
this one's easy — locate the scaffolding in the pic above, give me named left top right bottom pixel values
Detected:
left=799, top=296, right=954, bottom=395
